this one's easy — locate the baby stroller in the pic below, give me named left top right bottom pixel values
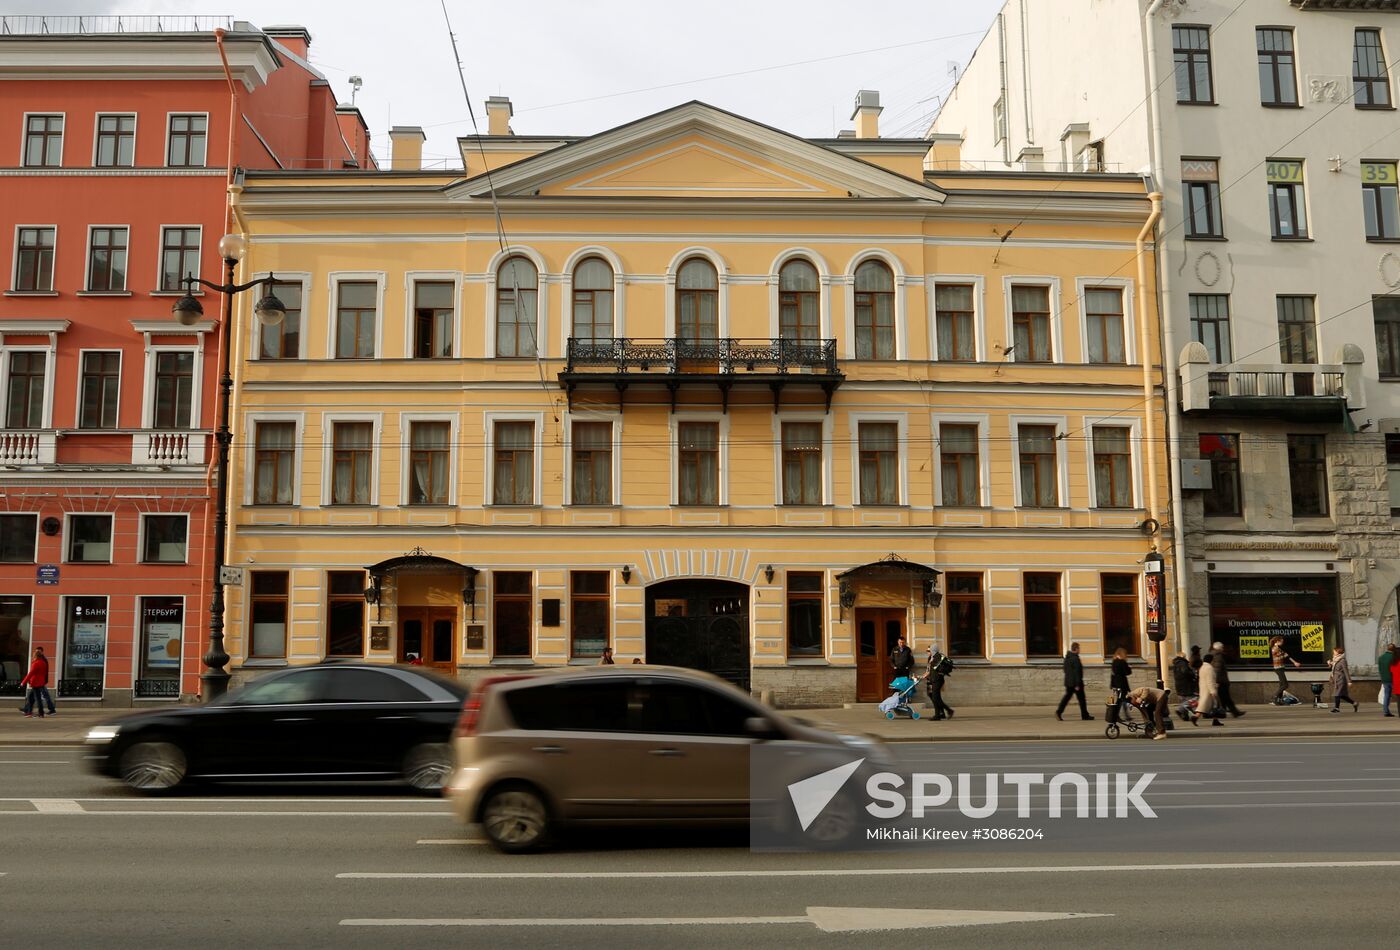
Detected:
left=1309, top=682, right=1328, bottom=709
left=1103, top=689, right=1158, bottom=739
left=879, top=675, right=922, bottom=720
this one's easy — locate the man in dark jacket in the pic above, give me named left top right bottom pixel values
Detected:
left=925, top=646, right=955, bottom=720
left=1212, top=641, right=1245, bottom=717
left=889, top=637, right=914, bottom=679
left=1055, top=642, right=1093, bottom=721
left=1379, top=643, right=1395, bottom=717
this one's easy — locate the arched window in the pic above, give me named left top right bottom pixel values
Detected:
left=496, top=256, right=538, bottom=358
left=778, top=259, right=819, bottom=343
left=676, top=257, right=718, bottom=342
left=572, top=257, right=614, bottom=342
left=853, top=259, right=894, bottom=359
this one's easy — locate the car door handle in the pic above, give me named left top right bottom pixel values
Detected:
left=531, top=745, right=567, bottom=754
left=649, top=748, right=685, bottom=757
left=274, top=717, right=312, bottom=723
left=375, top=716, right=412, bottom=721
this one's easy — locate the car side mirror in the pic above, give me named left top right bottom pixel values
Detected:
left=745, top=716, right=782, bottom=740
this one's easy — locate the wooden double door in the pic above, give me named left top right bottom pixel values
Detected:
left=398, top=608, right=455, bottom=673
left=855, top=608, right=908, bottom=702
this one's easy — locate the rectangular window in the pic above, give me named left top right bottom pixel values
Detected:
left=781, top=421, right=822, bottom=505
left=254, top=421, right=295, bottom=505
left=78, top=351, right=120, bottom=429
left=1363, top=161, right=1400, bottom=240
left=1182, top=159, right=1223, bottom=239
left=1024, top=572, right=1062, bottom=658
left=492, top=421, right=534, bottom=505
left=858, top=421, right=899, bottom=505
left=1257, top=28, right=1298, bottom=106
left=1084, top=287, right=1125, bottom=364
left=1017, top=424, right=1059, bottom=507
left=141, top=515, right=187, bottom=563
left=570, top=570, right=610, bottom=658
left=1267, top=160, right=1308, bottom=239
left=1173, top=25, right=1214, bottom=104
left=1288, top=434, right=1328, bottom=517
left=331, top=421, right=373, bottom=505
left=1276, top=295, right=1317, bottom=364
left=86, top=226, right=128, bottom=291
left=152, top=351, right=193, bottom=428
left=67, top=514, right=112, bottom=563
left=993, top=97, right=1006, bottom=144
left=62, top=596, right=107, bottom=693
left=786, top=571, right=824, bottom=658
left=945, top=573, right=984, bottom=657
left=159, top=227, right=200, bottom=293
left=494, top=571, right=532, bottom=658
left=1101, top=574, right=1139, bottom=657
left=259, top=280, right=302, bottom=360
left=23, top=114, right=62, bottom=167
left=413, top=280, right=454, bottom=359
left=1190, top=294, right=1232, bottom=363
left=1200, top=433, right=1241, bottom=517
left=138, top=597, right=182, bottom=688
left=678, top=421, right=719, bottom=506
left=94, top=114, right=135, bottom=168
left=1376, top=296, right=1400, bottom=378
left=326, top=571, right=365, bottom=656
left=935, top=284, right=975, bottom=361
left=5, top=351, right=46, bottom=428
left=0, top=514, right=38, bottom=562
left=1011, top=285, right=1052, bottom=362
left=1354, top=28, right=1392, bottom=108
left=1387, top=435, right=1400, bottom=515
left=13, top=227, right=55, bottom=292
left=570, top=421, right=612, bottom=505
left=166, top=114, right=207, bottom=167
left=335, top=281, right=376, bottom=359
left=1092, top=426, right=1133, bottom=509
left=939, top=423, right=980, bottom=507
left=249, top=572, right=288, bottom=658
left=408, top=421, right=450, bottom=505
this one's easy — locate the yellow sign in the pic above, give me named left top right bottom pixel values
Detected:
left=1300, top=624, right=1325, bottom=652
left=1363, top=162, right=1398, bottom=185
left=1239, top=635, right=1270, bottom=659
left=1266, top=161, right=1304, bottom=183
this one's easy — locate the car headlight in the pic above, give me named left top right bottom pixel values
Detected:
left=85, top=725, right=121, bottom=743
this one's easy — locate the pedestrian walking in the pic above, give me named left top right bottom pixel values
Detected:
left=1329, top=645, right=1358, bottom=713
left=1212, top=642, right=1245, bottom=717
left=1379, top=642, right=1396, bottom=717
left=925, top=645, right=955, bottom=721
left=19, top=647, right=53, bottom=719
left=1189, top=643, right=1203, bottom=672
left=1194, top=652, right=1223, bottom=727
left=1055, top=642, right=1093, bottom=721
left=1126, top=686, right=1170, bottom=739
left=599, top=646, right=615, bottom=665
left=889, top=637, right=914, bottom=680
left=1270, top=636, right=1302, bottom=702
left=1110, top=646, right=1132, bottom=717
left=1171, top=650, right=1197, bottom=720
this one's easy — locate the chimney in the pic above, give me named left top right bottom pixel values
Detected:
left=851, top=90, right=882, bottom=139
left=389, top=126, right=426, bottom=171
left=486, top=96, right=513, bottom=136
left=262, top=24, right=312, bottom=58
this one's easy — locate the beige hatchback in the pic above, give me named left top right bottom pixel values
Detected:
left=445, top=666, right=881, bottom=852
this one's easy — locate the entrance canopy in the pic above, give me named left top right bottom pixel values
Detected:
left=837, top=553, right=941, bottom=583
left=366, top=546, right=477, bottom=580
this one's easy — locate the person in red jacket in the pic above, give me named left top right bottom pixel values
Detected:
left=19, top=646, right=54, bottom=719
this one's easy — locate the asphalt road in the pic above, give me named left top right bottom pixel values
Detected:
left=3, top=737, right=1400, bottom=949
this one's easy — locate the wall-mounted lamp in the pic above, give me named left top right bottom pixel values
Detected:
left=621, top=565, right=632, bottom=584
left=838, top=578, right=856, bottom=621
left=763, top=564, right=775, bottom=584
left=921, top=577, right=943, bottom=622
left=461, top=566, right=480, bottom=621
left=363, top=575, right=383, bottom=622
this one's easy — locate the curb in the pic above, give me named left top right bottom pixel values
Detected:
left=849, top=727, right=1399, bottom=743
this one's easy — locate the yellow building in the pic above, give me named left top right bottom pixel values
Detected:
left=222, top=97, right=1172, bottom=705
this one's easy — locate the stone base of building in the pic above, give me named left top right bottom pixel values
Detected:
left=751, top=665, right=856, bottom=707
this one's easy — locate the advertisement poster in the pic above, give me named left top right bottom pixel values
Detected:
left=69, top=622, right=106, bottom=669
left=1144, top=569, right=1164, bottom=642
left=145, top=622, right=182, bottom=670
left=1208, top=575, right=1338, bottom=665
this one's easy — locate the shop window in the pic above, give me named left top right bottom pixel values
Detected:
left=1, top=595, right=35, bottom=690
left=859, top=422, right=899, bottom=505
left=1101, top=574, right=1139, bottom=657
left=945, top=573, right=984, bottom=657
left=259, top=280, right=302, bottom=360
left=326, top=571, right=365, bottom=657
left=249, top=572, right=288, bottom=659
left=61, top=597, right=106, bottom=697
left=1023, top=572, right=1062, bottom=658
left=1388, top=434, right=1400, bottom=515
left=786, top=571, right=824, bottom=658
left=413, top=280, right=454, bottom=359
left=67, top=514, right=112, bottom=564
left=494, top=571, right=532, bottom=658
left=137, top=596, right=183, bottom=696
left=1209, top=574, right=1337, bottom=667
left=0, top=514, right=38, bottom=563
left=570, top=421, right=612, bottom=505
left=1288, top=434, right=1328, bottom=517
left=781, top=421, right=822, bottom=505
left=570, top=571, right=610, bottom=658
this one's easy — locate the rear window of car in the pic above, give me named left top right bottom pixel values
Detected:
left=321, top=668, right=430, bottom=703
left=503, top=681, right=630, bottom=732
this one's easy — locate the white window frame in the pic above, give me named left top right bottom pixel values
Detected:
left=843, top=249, right=908, bottom=360
left=931, top=413, right=992, bottom=508
left=563, top=410, right=623, bottom=507
left=64, top=512, right=115, bottom=565
left=59, top=593, right=111, bottom=690
left=0, top=513, right=39, bottom=562
left=11, top=224, right=58, bottom=293
left=768, top=248, right=832, bottom=340
left=137, top=512, right=191, bottom=565
left=1074, top=276, right=1136, bottom=365
left=74, top=347, right=123, bottom=430
left=560, top=246, right=626, bottom=352
left=483, top=411, right=545, bottom=507
left=163, top=111, right=209, bottom=169
left=242, top=411, right=304, bottom=506
left=320, top=412, right=383, bottom=507
left=664, top=246, right=729, bottom=339
left=0, top=344, right=56, bottom=428
left=1001, top=276, right=1064, bottom=364
left=1084, top=417, right=1144, bottom=510
left=485, top=246, right=550, bottom=359
left=670, top=411, right=729, bottom=506
left=928, top=274, right=986, bottom=362
left=399, top=412, right=459, bottom=507
left=140, top=344, right=203, bottom=429
left=83, top=224, right=131, bottom=293
left=326, top=271, right=386, bottom=360
left=20, top=111, right=64, bottom=167
left=249, top=271, right=310, bottom=360
left=91, top=111, right=137, bottom=168
left=848, top=412, right=908, bottom=507
left=773, top=411, right=834, bottom=506
left=403, top=270, right=463, bottom=359
left=154, top=224, right=203, bottom=295
left=1009, top=414, right=1070, bottom=508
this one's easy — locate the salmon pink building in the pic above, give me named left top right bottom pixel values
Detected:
left=0, top=15, right=373, bottom=705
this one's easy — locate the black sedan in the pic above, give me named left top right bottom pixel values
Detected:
left=84, top=662, right=468, bottom=793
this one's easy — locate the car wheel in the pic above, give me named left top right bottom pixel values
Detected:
left=480, top=784, right=551, bottom=853
left=119, top=739, right=187, bottom=793
left=799, top=789, right=860, bottom=850
left=402, top=742, right=452, bottom=793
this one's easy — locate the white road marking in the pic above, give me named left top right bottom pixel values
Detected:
left=0, top=760, right=69, bottom=764
left=338, top=859, right=1400, bottom=880
left=416, top=839, right=487, bottom=846
left=31, top=800, right=83, bottom=814
left=4, top=810, right=448, bottom=817
left=0, top=797, right=442, bottom=804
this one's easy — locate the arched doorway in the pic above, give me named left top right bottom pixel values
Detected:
left=645, top=579, right=750, bottom=692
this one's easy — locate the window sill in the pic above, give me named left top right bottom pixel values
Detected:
left=149, top=291, right=202, bottom=297
left=1183, top=235, right=1228, bottom=242
left=1203, top=515, right=1246, bottom=526
left=401, top=503, right=455, bottom=509
left=1260, top=102, right=1303, bottom=109
left=4, top=290, right=58, bottom=297
left=243, top=503, right=297, bottom=509
left=324, top=504, right=379, bottom=509
left=140, top=560, right=188, bottom=566
left=855, top=504, right=908, bottom=509
left=1366, top=238, right=1400, bottom=244
left=486, top=504, right=540, bottom=509
left=1292, top=516, right=1334, bottom=527
left=76, top=291, right=132, bottom=297
left=490, top=658, right=537, bottom=666
left=63, top=560, right=112, bottom=566
left=567, top=658, right=607, bottom=666
left=567, top=503, right=621, bottom=509
left=786, top=657, right=830, bottom=666
left=1355, top=104, right=1395, bottom=112
left=1014, top=506, right=1070, bottom=511
left=1177, top=100, right=1217, bottom=107
left=672, top=504, right=727, bottom=509
left=781, top=503, right=833, bottom=509
left=1379, top=377, right=1400, bottom=382
left=1025, top=657, right=1066, bottom=665
left=239, top=658, right=289, bottom=669
left=938, top=504, right=992, bottom=511
left=1270, top=237, right=1313, bottom=243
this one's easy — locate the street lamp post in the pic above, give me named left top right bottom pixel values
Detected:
left=172, top=233, right=285, bottom=700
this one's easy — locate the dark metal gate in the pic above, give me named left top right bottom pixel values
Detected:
left=645, top=579, right=751, bottom=693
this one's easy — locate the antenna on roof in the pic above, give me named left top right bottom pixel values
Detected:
left=349, top=75, right=363, bottom=105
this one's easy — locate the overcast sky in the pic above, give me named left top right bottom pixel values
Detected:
left=7, top=0, right=1002, bottom=168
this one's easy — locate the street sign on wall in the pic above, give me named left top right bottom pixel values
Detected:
left=36, top=564, right=59, bottom=586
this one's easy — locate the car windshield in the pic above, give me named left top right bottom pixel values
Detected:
left=218, top=669, right=327, bottom=706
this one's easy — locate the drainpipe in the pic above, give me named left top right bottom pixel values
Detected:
left=1137, top=191, right=1164, bottom=687
left=1144, top=0, right=1191, bottom=664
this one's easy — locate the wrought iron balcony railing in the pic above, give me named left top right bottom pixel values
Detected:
left=565, top=337, right=839, bottom=375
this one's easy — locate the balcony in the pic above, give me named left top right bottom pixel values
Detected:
left=131, top=430, right=208, bottom=467
left=1179, top=342, right=1366, bottom=423
left=561, top=337, right=844, bottom=412
left=0, top=430, right=56, bottom=466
